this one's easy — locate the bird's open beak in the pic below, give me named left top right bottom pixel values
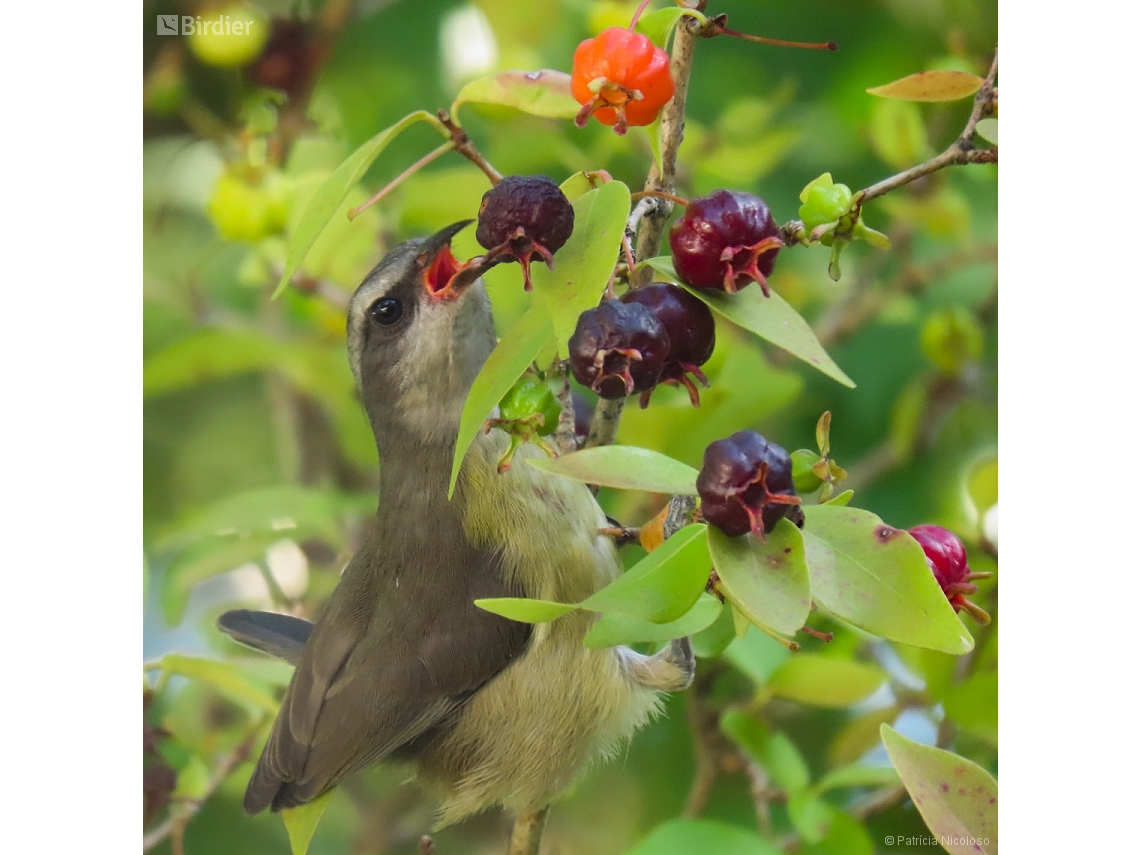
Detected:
left=417, top=220, right=501, bottom=303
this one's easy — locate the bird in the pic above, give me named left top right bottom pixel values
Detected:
left=218, top=219, right=695, bottom=830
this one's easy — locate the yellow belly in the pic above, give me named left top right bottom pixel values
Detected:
left=417, top=432, right=662, bottom=825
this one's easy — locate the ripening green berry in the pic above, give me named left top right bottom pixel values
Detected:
left=188, top=4, right=270, bottom=68
left=798, top=173, right=853, bottom=233
left=499, top=377, right=561, bottom=436
left=207, top=170, right=291, bottom=243
left=791, top=449, right=824, bottom=493
left=920, top=306, right=984, bottom=375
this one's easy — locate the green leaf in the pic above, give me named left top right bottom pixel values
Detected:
left=690, top=602, right=737, bottom=658
left=641, top=257, right=854, bottom=388
left=802, top=505, right=974, bottom=655
left=634, top=8, right=685, bottom=48
left=473, top=597, right=577, bottom=623
left=867, top=70, right=984, bottom=102
left=721, top=710, right=810, bottom=792
left=943, top=671, right=998, bottom=745
left=584, top=594, right=722, bottom=648
left=723, top=627, right=791, bottom=684
left=172, top=755, right=212, bottom=800
left=559, top=171, right=609, bottom=202
left=154, top=485, right=372, bottom=625
left=275, top=110, right=444, bottom=296
left=154, top=654, right=279, bottom=714
left=824, top=489, right=854, bottom=507
left=707, top=520, right=811, bottom=637
left=880, top=725, right=997, bottom=854
left=281, top=790, right=334, bottom=855
left=532, top=180, right=632, bottom=354
left=788, top=791, right=834, bottom=844
left=869, top=99, right=933, bottom=170
left=802, top=812, right=874, bottom=855
left=767, top=653, right=885, bottom=708
left=975, top=117, right=998, bottom=145
left=626, top=819, right=782, bottom=855
left=813, top=762, right=900, bottom=795
left=450, top=306, right=555, bottom=496
left=828, top=706, right=901, bottom=768
left=581, top=524, right=710, bottom=622
left=143, top=328, right=286, bottom=396
left=451, top=69, right=580, bottom=119
left=525, top=445, right=699, bottom=494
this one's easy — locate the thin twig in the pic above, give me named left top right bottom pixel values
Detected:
left=349, top=140, right=455, bottom=219
left=437, top=110, right=502, bottom=185
left=860, top=48, right=998, bottom=204
left=506, top=806, right=549, bottom=855
left=143, top=727, right=262, bottom=852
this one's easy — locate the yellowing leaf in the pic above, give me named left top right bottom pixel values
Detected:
left=451, top=69, right=580, bottom=120
left=867, top=70, right=984, bottom=102
left=880, top=725, right=997, bottom=854
left=282, top=790, right=333, bottom=855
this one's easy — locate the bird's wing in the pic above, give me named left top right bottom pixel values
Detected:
left=216, top=610, right=313, bottom=665
left=243, top=546, right=530, bottom=813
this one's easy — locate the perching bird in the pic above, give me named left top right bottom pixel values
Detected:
left=218, top=220, right=694, bottom=828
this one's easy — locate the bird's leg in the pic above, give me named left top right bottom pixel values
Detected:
left=618, top=637, right=696, bottom=692
left=506, top=805, right=549, bottom=855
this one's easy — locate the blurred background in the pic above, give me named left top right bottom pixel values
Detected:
left=143, top=1, right=997, bottom=853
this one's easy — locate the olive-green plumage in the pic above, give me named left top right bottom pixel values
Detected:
left=219, top=222, right=692, bottom=826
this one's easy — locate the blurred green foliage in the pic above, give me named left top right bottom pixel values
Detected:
left=143, top=1, right=997, bottom=853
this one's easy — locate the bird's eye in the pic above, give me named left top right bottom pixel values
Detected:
left=368, top=297, right=403, bottom=326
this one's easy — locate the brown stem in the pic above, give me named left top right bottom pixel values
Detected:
left=349, top=140, right=455, bottom=219
left=860, top=48, right=998, bottom=204
left=437, top=110, right=502, bottom=185
left=143, top=727, right=262, bottom=852
left=630, top=190, right=690, bottom=206
left=681, top=680, right=720, bottom=819
left=506, top=806, right=549, bottom=855
left=585, top=7, right=704, bottom=452
left=631, top=7, right=703, bottom=277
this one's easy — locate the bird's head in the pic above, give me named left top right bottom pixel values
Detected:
left=347, top=220, right=498, bottom=447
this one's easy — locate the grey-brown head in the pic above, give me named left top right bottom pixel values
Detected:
left=347, top=221, right=498, bottom=448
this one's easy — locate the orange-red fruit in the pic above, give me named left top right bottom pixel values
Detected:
left=571, top=27, right=675, bottom=135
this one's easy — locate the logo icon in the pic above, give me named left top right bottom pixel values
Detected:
left=157, top=15, right=179, bottom=35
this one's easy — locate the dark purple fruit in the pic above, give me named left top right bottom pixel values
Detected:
left=568, top=300, right=670, bottom=399
left=476, top=175, right=575, bottom=291
left=621, top=282, right=716, bottom=406
left=669, top=190, right=783, bottom=296
left=697, top=431, right=800, bottom=539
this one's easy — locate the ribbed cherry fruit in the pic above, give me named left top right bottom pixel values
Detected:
left=697, top=431, right=800, bottom=539
left=621, top=283, right=715, bottom=406
left=476, top=175, right=575, bottom=292
left=908, top=524, right=992, bottom=624
left=669, top=190, right=784, bottom=296
left=571, top=27, right=675, bottom=135
left=568, top=300, right=670, bottom=399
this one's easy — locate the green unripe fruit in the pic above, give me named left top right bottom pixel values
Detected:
left=207, top=170, right=291, bottom=243
left=188, top=4, right=270, bottom=68
left=791, top=449, right=824, bottom=493
left=798, top=173, right=853, bottom=233
left=499, top=377, right=561, bottom=436
left=920, top=306, right=984, bottom=375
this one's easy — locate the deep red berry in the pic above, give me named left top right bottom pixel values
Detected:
left=669, top=190, right=784, bottom=296
left=697, top=431, right=800, bottom=539
left=621, top=282, right=716, bottom=406
left=571, top=27, right=675, bottom=135
left=476, top=175, right=575, bottom=291
left=568, top=300, right=670, bottom=399
left=908, top=524, right=991, bottom=624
